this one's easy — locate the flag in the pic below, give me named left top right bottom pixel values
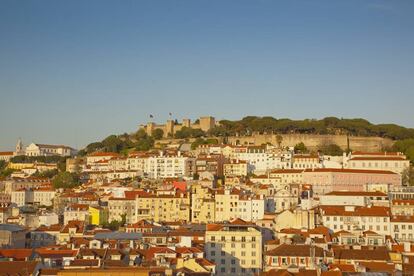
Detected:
left=149, top=114, right=153, bottom=118
left=169, top=112, right=172, bottom=116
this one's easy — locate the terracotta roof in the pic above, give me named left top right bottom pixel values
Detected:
left=0, top=151, right=13, bottom=156
left=0, top=249, right=33, bottom=260
left=266, top=244, right=325, bottom=257
left=325, top=191, right=387, bottom=197
left=0, top=261, right=39, bottom=275
left=304, top=168, right=397, bottom=175
left=350, top=156, right=406, bottom=161
left=334, top=248, right=390, bottom=261
left=320, top=205, right=391, bottom=217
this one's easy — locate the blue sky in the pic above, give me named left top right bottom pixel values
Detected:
left=1, top=0, right=413, bottom=150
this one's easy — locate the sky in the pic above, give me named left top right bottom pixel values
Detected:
left=0, top=0, right=413, bottom=150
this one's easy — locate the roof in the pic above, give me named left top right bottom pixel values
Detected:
left=0, top=151, right=13, bottom=156
left=350, top=156, right=406, bottom=161
left=320, top=205, right=391, bottom=217
left=334, top=248, right=390, bottom=261
left=304, top=168, right=397, bottom=175
left=266, top=244, right=325, bottom=257
left=0, top=224, right=25, bottom=232
left=0, top=261, right=39, bottom=275
left=94, top=232, right=143, bottom=240
left=324, top=191, right=387, bottom=197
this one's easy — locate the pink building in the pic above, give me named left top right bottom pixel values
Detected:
left=303, top=168, right=401, bottom=195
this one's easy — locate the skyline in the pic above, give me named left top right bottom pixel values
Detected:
left=1, top=0, right=414, bottom=150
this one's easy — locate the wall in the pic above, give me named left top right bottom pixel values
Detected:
left=227, top=134, right=394, bottom=151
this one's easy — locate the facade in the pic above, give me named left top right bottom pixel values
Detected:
left=25, top=143, right=77, bottom=157
left=191, top=183, right=215, bottom=223
left=0, top=152, right=14, bottom=162
left=223, top=160, right=248, bottom=177
left=0, top=224, right=26, bottom=248
left=205, top=219, right=262, bottom=275
left=144, top=151, right=195, bottom=179
left=348, top=151, right=409, bottom=175
left=135, top=191, right=191, bottom=223
left=303, top=168, right=401, bottom=195
left=320, top=205, right=391, bottom=235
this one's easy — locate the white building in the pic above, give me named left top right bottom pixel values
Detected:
left=347, top=151, right=410, bottom=175
left=25, top=143, right=77, bottom=157
left=320, top=205, right=391, bottom=235
left=214, top=189, right=265, bottom=222
left=144, top=151, right=195, bottom=179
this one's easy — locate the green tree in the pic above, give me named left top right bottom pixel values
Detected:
left=135, top=137, right=154, bottom=151
left=319, top=143, right=343, bottom=156
left=52, top=172, right=80, bottom=189
left=402, top=167, right=414, bottom=186
left=152, top=129, right=164, bottom=140
left=294, top=142, right=308, bottom=154
left=276, top=135, right=283, bottom=148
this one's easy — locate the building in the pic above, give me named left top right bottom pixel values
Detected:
left=348, top=151, right=410, bottom=175
left=64, top=204, right=90, bottom=225
left=292, top=154, right=321, bottom=169
left=303, top=168, right=401, bottom=195
left=0, top=152, right=14, bottom=162
left=25, top=143, right=77, bottom=157
left=214, top=188, right=265, bottom=222
left=205, top=219, right=262, bottom=275
left=140, top=116, right=216, bottom=137
left=135, top=190, right=191, bottom=223
left=0, top=224, right=26, bottom=248
left=319, top=191, right=389, bottom=207
left=320, top=205, right=391, bottom=235
left=264, top=244, right=326, bottom=271
left=390, top=215, right=414, bottom=242
left=144, top=151, right=195, bottom=179
left=223, top=160, right=248, bottom=177
left=191, top=183, right=215, bottom=223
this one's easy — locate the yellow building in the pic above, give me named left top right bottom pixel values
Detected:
left=135, top=191, right=191, bottom=223
left=7, top=162, right=35, bottom=170
left=89, top=206, right=108, bottom=226
left=205, top=218, right=262, bottom=276
left=223, top=160, right=248, bottom=177
left=191, top=183, right=215, bottom=223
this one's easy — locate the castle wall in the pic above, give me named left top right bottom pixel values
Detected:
left=227, top=134, right=394, bottom=152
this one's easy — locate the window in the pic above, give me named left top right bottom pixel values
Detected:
left=211, top=236, right=215, bottom=241
left=210, top=251, right=215, bottom=256
left=221, top=259, right=225, bottom=264
left=221, top=236, right=225, bottom=241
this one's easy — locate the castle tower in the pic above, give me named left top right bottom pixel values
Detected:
left=165, top=120, right=175, bottom=137
left=199, top=116, right=216, bottom=132
left=182, top=118, right=191, bottom=128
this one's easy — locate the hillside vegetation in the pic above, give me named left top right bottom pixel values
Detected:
left=79, top=116, right=414, bottom=163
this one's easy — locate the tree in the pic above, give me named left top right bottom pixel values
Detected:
left=319, top=143, right=343, bottom=156
left=152, top=129, right=164, bottom=140
left=402, top=167, right=414, bottom=186
left=276, top=135, right=283, bottom=148
left=52, top=172, right=80, bottom=189
left=135, top=137, right=154, bottom=151
left=294, top=142, right=308, bottom=154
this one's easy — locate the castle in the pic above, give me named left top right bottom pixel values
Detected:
left=140, top=116, right=216, bottom=138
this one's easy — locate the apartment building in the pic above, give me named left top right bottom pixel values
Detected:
left=320, top=205, right=391, bottom=235
left=191, top=184, right=215, bottom=223
left=223, top=160, right=248, bottom=177
left=205, top=219, right=262, bottom=275
left=135, top=190, right=191, bottom=223
left=292, top=154, right=321, bottom=169
left=391, top=215, right=414, bottom=242
left=145, top=151, right=195, bottom=179
left=214, top=188, right=265, bottom=222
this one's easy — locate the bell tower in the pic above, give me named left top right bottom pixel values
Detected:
left=14, top=138, right=25, bottom=156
